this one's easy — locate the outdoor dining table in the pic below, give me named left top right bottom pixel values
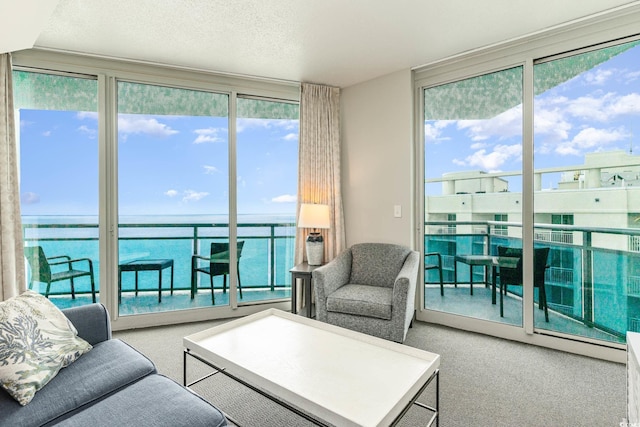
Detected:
left=454, top=254, right=520, bottom=304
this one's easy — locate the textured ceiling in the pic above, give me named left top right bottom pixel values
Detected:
left=9, top=0, right=640, bottom=87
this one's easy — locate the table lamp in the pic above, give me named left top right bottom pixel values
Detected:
left=298, top=203, right=330, bottom=265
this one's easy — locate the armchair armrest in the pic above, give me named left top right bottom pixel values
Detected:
left=312, top=249, right=352, bottom=321
left=391, top=251, right=420, bottom=332
left=62, top=303, right=111, bottom=345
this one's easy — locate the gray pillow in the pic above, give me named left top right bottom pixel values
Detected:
left=0, top=290, right=92, bottom=405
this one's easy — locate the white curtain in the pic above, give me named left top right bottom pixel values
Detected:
left=294, top=83, right=346, bottom=310
left=0, top=53, right=25, bottom=301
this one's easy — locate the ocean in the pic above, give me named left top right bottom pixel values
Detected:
left=23, top=214, right=297, bottom=294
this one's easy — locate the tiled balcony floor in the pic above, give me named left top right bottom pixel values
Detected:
left=425, top=284, right=624, bottom=344
left=48, top=288, right=291, bottom=315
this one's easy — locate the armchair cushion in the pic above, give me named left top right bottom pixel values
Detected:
left=326, top=284, right=392, bottom=320
left=350, top=243, right=412, bottom=288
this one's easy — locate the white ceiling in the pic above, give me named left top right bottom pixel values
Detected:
left=5, top=0, right=640, bottom=87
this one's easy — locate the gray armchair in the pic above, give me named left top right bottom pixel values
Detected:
left=313, top=243, right=420, bottom=343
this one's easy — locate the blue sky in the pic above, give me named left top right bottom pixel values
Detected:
left=19, top=110, right=299, bottom=217
left=425, top=43, right=640, bottom=194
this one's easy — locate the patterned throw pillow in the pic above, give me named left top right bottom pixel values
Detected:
left=0, top=290, right=92, bottom=406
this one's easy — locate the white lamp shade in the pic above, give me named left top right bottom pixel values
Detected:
left=298, top=204, right=330, bottom=229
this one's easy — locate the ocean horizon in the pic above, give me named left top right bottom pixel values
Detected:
left=23, top=213, right=297, bottom=293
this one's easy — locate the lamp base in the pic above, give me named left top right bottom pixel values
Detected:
left=306, top=233, right=324, bottom=266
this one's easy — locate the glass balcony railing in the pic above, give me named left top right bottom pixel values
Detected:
left=22, top=220, right=296, bottom=313
left=425, top=220, right=640, bottom=344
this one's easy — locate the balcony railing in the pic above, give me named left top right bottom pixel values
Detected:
left=425, top=220, right=640, bottom=340
left=23, top=220, right=296, bottom=297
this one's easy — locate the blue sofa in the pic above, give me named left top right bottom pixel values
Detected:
left=0, top=303, right=228, bottom=427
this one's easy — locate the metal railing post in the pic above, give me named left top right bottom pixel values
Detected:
left=582, top=230, right=594, bottom=327
left=270, top=225, right=276, bottom=291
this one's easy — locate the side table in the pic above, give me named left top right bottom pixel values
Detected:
left=289, top=262, right=323, bottom=318
left=119, top=258, right=174, bottom=303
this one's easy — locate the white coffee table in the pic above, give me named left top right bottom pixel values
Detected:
left=183, top=308, right=440, bottom=427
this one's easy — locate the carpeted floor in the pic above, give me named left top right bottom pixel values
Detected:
left=114, top=315, right=626, bottom=427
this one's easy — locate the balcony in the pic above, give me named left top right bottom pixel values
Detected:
left=23, top=219, right=295, bottom=315
left=424, top=220, right=640, bottom=345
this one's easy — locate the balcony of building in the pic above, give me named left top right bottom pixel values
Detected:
left=425, top=220, right=640, bottom=345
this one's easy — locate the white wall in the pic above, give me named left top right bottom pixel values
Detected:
left=340, top=69, right=414, bottom=248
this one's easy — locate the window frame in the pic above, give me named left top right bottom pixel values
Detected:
left=12, top=50, right=300, bottom=330
left=414, top=7, right=640, bottom=361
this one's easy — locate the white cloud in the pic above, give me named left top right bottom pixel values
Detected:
left=78, top=125, right=97, bottom=139
left=272, top=194, right=297, bottom=203
left=535, top=90, right=639, bottom=156
left=424, top=120, right=451, bottom=143
left=165, top=190, right=178, bottom=197
left=533, top=104, right=572, bottom=142
left=457, top=106, right=523, bottom=142
left=203, top=165, right=220, bottom=174
left=283, top=133, right=298, bottom=141
left=118, top=115, right=178, bottom=137
left=21, top=192, right=40, bottom=204
left=42, top=130, right=52, bottom=137
left=584, top=68, right=615, bottom=85
left=237, top=118, right=298, bottom=133
left=194, top=127, right=225, bottom=144
left=610, top=93, right=640, bottom=115
left=454, top=144, right=522, bottom=172
left=182, top=190, right=209, bottom=202
left=77, top=111, right=98, bottom=120
left=625, top=70, right=640, bottom=82
left=555, top=127, right=628, bottom=156
left=237, top=118, right=269, bottom=133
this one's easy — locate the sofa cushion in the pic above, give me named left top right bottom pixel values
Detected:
left=0, top=291, right=92, bottom=406
left=0, top=338, right=156, bottom=427
left=326, top=284, right=393, bottom=320
left=54, top=374, right=228, bottom=427
left=349, top=243, right=410, bottom=288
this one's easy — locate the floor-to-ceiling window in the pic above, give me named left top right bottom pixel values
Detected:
left=418, top=27, right=640, bottom=352
left=423, top=66, right=524, bottom=326
left=12, top=52, right=300, bottom=325
left=236, top=96, right=299, bottom=305
left=14, top=70, right=100, bottom=309
left=533, top=39, right=640, bottom=344
left=116, top=81, right=230, bottom=315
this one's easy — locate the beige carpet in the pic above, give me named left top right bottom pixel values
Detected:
left=114, top=315, right=626, bottom=427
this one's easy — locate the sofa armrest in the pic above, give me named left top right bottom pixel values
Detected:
left=62, top=303, right=112, bottom=345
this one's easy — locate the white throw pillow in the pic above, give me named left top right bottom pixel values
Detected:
left=0, top=290, right=92, bottom=405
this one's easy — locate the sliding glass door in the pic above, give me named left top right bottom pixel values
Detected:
left=421, top=36, right=640, bottom=348
left=423, top=67, right=523, bottom=326
left=532, top=40, right=640, bottom=344
left=116, top=81, right=229, bottom=315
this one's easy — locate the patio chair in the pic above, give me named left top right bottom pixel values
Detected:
left=313, top=243, right=420, bottom=343
left=191, top=241, right=244, bottom=304
left=496, top=246, right=550, bottom=322
left=425, top=252, right=444, bottom=295
left=24, top=245, right=96, bottom=303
